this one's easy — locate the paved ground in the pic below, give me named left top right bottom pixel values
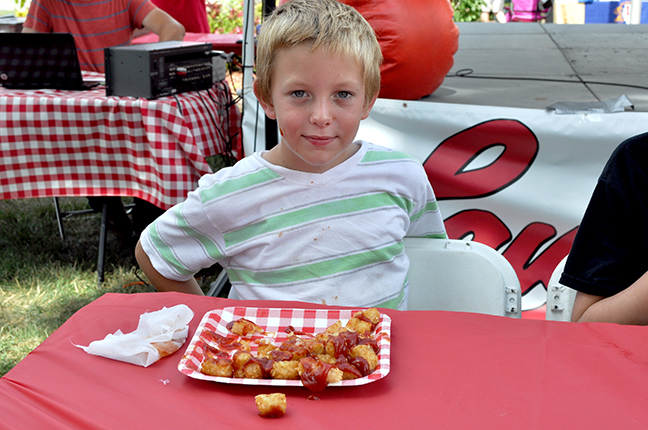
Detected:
left=425, top=22, right=648, bottom=112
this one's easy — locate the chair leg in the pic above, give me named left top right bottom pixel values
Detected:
left=55, top=197, right=111, bottom=285
left=53, top=197, right=66, bottom=241
left=97, top=202, right=108, bottom=286
left=207, top=270, right=229, bottom=297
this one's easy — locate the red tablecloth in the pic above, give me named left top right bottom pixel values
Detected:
left=1, top=293, right=648, bottom=429
left=0, top=73, right=241, bottom=210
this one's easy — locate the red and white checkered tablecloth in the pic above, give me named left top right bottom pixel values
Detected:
left=0, top=72, right=241, bottom=210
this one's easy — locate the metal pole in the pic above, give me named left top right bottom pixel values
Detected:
left=630, top=0, right=642, bottom=24
left=97, top=202, right=108, bottom=286
left=262, top=0, right=278, bottom=149
left=242, top=0, right=255, bottom=123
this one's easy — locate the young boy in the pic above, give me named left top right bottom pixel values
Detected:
left=135, top=0, right=447, bottom=310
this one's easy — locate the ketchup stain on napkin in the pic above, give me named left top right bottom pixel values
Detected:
left=75, top=304, right=194, bottom=367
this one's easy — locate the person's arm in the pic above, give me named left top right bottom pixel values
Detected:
left=21, top=27, right=39, bottom=33
left=141, top=8, right=185, bottom=41
left=571, top=270, right=648, bottom=325
left=135, top=240, right=204, bottom=295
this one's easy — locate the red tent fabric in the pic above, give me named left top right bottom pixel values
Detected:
left=278, top=0, right=459, bottom=100
left=151, top=0, right=210, bottom=33
left=341, top=0, right=459, bottom=100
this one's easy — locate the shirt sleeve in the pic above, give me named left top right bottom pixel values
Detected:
left=130, top=0, right=158, bottom=29
left=23, top=0, right=51, bottom=33
left=560, top=133, right=648, bottom=297
left=140, top=185, right=227, bottom=282
left=406, top=162, right=447, bottom=239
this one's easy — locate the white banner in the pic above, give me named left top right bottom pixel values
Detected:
left=242, top=93, right=648, bottom=311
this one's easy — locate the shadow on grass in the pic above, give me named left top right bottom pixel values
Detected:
left=0, top=197, right=224, bottom=376
left=0, top=197, right=133, bottom=278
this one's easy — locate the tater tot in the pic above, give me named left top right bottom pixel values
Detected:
left=233, top=351, right=253, bottom=378
left=201, top=357, right=234, bottom=377
left=271, top=360, right=303, bottom=380
left=345, top=317, right=373, bottom=335
left=362, top=308, right=381, bottom=324
left=243, top=361, right=264, bottom=379
left=323, top=321, right=342, bottom=335
left=304, top=338, right=326, bottom=356
left=255, top=393, right=287, bottom=418
left=228, top=318, right=264, bottom=336
left=326, top=367, right=343, bottom=384
left=346, top=308, right=381, bottom=335
left=315, top=353, right=336, bottom=365
left=257, top=340, right=276, bottom=358
left=349, top=344, right=378, bottom=373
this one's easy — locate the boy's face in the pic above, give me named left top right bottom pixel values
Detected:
left=256, top=42, right=376, bottom=173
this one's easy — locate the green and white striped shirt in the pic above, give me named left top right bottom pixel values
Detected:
left=140, top=141, right=446, bottom=309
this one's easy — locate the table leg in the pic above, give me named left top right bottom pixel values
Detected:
left=53, top=197, right=66, bottom=241
left=97, top=203, right=107, bottom=285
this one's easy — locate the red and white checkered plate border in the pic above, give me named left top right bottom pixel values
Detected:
left=178, top=307, right=391, bottom=387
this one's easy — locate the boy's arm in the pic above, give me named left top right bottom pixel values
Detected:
left=135, top=240, right=204, bottom=295
left=571, top=270, right=648, bottom=325
left=141, top=8, right=186, bottom=41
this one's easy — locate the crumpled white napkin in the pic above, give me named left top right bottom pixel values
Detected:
left=75, top=304, right=194, bottom=367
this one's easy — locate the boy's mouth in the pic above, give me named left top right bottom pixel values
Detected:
left=304, top=135, right=335, bottom=146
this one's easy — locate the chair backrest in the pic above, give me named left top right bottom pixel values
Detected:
left=545, top=255, right=577, bottom=321
left=404, top=238, right=521, bottom=318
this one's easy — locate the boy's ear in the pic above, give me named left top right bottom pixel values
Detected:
left=361, top=94, right=378, bottom=120
left=253, top=80, right=277, bottom=120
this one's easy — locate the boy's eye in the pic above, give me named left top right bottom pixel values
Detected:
left=292, top=90, right=306, bottom=98
left=337, top=91, right=352, bottom=99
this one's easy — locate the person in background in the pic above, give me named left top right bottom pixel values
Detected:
left=481, top=0, right=507, bottom=23
left=22, top=0, right=185, bottom=73
left=561, top=132, right=648, bottom=325
left=135, top=0, right=447, bottom=306
left=22, top=0, right=185, bottom=243
left=151, top=0, right=210, bottom=34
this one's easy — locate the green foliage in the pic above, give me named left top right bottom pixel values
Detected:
left=0, top=198, right=148, bottom=376
left=453, top=0, right=487, bottom=22
left=0, top=198, right=224, bottom=377
left=206, top=0, right=263, bottom=34
left=12, top=0, right=29, bottom=16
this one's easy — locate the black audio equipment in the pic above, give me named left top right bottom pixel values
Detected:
left=105, top=41, right=214, bottom=99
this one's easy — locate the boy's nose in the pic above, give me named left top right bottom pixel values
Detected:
left=310, top=100, right=333, bottom=126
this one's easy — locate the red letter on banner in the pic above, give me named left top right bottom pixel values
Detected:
left=444, top=210, right=512, bottom=250
left=424, top=120, right=539, bottom=200
left=502, top=225, right=578, bottom=295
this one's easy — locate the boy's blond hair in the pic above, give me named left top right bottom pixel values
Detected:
left=254, top=0, right=382, bottom=108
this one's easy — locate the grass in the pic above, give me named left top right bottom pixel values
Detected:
left=0, top=197, right=225, bottom=377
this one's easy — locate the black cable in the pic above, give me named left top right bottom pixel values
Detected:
left=191, top=82, right=238, bottom=165
left=213, top=79, right=241, bottom=165
left=223, top=56, right=243, bottom=107
left=134, top=269, right=151, bottom=288
left=173, top=94, right=182, bottom=115
left=215, top=77, right=242, bottom=164
left=193, top=84, right=226, bottom=143
left=448, top=68, right=648, bottom=92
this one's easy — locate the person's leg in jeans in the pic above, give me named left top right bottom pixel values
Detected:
left=131, top=198, right=166, bottom=237
left=87, top=196, right=133, bottom=239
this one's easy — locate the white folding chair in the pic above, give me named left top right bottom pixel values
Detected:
left=545, top=255, right=577, bottom=321
left=404, top=237, right=521, bottom=318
